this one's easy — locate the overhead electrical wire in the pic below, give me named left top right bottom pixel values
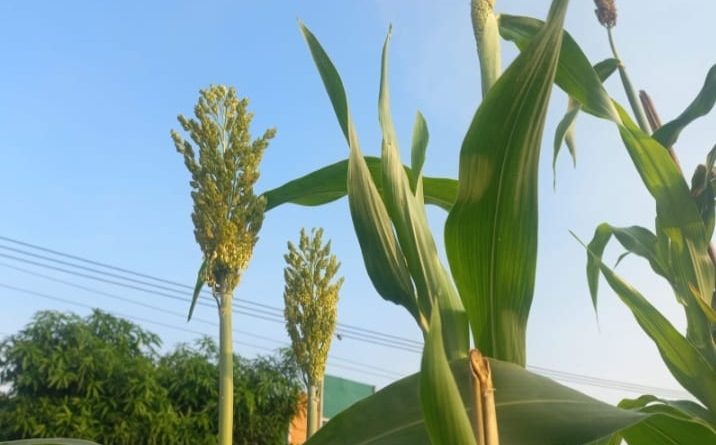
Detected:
left=0, top=236, right=692, bottom=397
left=0, top=241, right=422, bottom=351
left=0, top=282, right=401, bottom=382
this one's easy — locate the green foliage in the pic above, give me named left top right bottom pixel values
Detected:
left=0, top=311, right=301, bottom=445
left=263, top=157, right=458, bottom=213
left=265, top=0, right=664, bottom=443
left=283, top=227, right=343, bottom=387
left=306, top=355, right=652, bottom=445
left=498, top=3, right=716, bottom=443
left=445, top=0, right=566, bottom=366
left=171, top=84, right=274, bottom=297
left=0, top=310, right=176, bottom=444
left=157, top=340, right=301, bottom=445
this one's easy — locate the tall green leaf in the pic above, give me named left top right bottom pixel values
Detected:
left=653, top=64, right=716, bottom=148
left=262, top=157, right=457, bottom=212
left=299, top=23, right=420, bottom=323
left=502, top=8, right=716, bottom=372
left=410, top=112, right=429, bottom=194
left=305, top=354, right=650, bottom=445
left=419, top=310, right=476, bottom=445
left=445, top=0, right=568, bottom=366
left=378, top=28, right=468, bottom=358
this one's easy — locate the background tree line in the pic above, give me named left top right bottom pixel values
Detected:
left=0, top=309, right=302, bottom=445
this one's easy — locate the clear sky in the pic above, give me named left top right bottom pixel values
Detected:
left=1, top=0, right=714, bottom=404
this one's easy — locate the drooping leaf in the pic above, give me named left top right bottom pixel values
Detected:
left=653, top=64, right=716, bottom=148
left=187, top=259, right=206, bottom=321
left=419, top=309, right=476, bottom=445
left=378, top=28, right=468, bottom=357
left=262, top=157, right=457, bottom=212
left=586, top=224, right=668, bottom=313
left=498, top=14, right=619, bottom=121
left=552, top=58, right=618, bottom=180
left=410, top=112, right=429, bottom=195
left=582, top=238, right=716, bottom=412
left=618, top=395, right=716, bottom=425
left=445, top=0, right=568, bottom=366
left=299, top=22, right=350, bottom=144
left=305, top=354, right=650, bottom=445
left=595, top=395, right=716, bottom=445
left=298, top=23, right=420, bottom=323
left=553, top=100, right=580, bottom=175
left=504, top=11, right=716, bottom=375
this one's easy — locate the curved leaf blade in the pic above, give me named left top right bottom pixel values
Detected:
left=582, top=237, right=716, bottom=412
left=597, top=395, right=716, bottom=445
left=410, top=112, right=429, bottom=194
left=306, top=355, right=648, bottom=445
left=299, top=23, right=420, bottom=323
left=553, top=101, right=580, bottom=176
left=419, top=310, right=476, bottom=445
left=653, top=64, right=716, bottom=148
left=378, top=28, right=468, bottom=356
left=498, top=14, right=619, bottom=121
left=187, top=259, right=206, bottom=321
left=299, top=22, right=350, bottom=143
left=262, top=157, right=457, bottom=212
left=552, top=58, right=618, bottom=180
left=445, top=0, right=568, bottom=366
left=586, top=224, right=667, bottom=314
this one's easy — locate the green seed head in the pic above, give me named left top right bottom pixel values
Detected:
left=172, top=85, right=274, bottom=294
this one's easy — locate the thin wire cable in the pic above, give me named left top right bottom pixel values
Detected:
left=0, top=239, right=693, bottom=395
left=0, top=281, right=402, bottom=380
left=0, top=283, right=400, bottom=380
left=0, top=242, right=423, bottom=349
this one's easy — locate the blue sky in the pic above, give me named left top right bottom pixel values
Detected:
left=1, top=0, right=714, bottom=403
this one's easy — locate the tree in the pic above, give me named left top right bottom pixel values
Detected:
left=283, top=227, right=344, bottom=437
left=0, top=310, right=177, bottom=444
left=172, top=85, right=275, bottom=445
left=158, top=339, right=302, bottom=445
left=0, top=311, right=302, bottom=445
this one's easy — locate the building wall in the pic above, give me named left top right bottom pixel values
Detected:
left=288, top=375, right=375, bottom=444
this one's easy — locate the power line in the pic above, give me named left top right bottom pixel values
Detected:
left=0, top=271, right=404, bottom=379
left=0, top=241, right=423, bottom=351
left=0, top=237, right=692, bottom=396
left=0, top=282, right=401, bottom=381
left=1, top=278, right=690, bottom=397
left=0, top=250, right=420, bottom=353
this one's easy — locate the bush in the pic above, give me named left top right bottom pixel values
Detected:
left=0, top=310, right=301, bottom=445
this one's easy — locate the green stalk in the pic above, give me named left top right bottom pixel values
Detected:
left=218, top=290, right=234, bottom=445
left=607, top=28, right=650, bottom=133
left=471, top=0, right=502, bottom=97
left=307, top=380, right=320, bottom=437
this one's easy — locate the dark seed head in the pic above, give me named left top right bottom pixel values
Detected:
left=594, top=0, right=617, bottom=28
